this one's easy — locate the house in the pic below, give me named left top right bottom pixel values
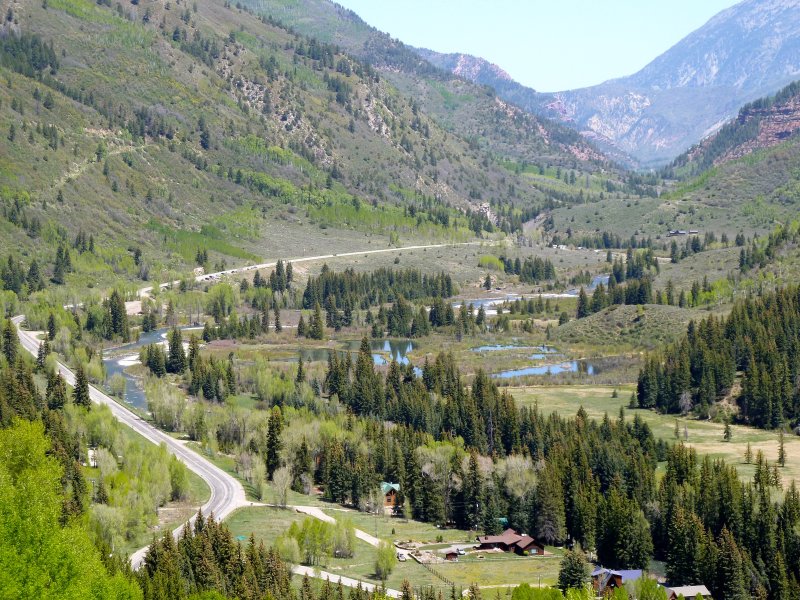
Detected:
left=475, top=528, right=545, bottom=556
left=381, top=482, right=400, bottom=508
left=441, top=547, right=460, bottom=562
left=665, top=585, right=712, bottom=600
left=591, top=568, right=643, bottom=593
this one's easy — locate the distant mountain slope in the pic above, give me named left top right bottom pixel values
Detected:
left=419, top=0, right=800, bottom=167
left=1, top=0, right=561, bottom=292
left=236, top=0, right=610, bottom=169
left=672, top=80, right=800, bottom=175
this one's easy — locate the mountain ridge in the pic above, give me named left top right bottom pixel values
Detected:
left=417, top=0, right=800, bottom=167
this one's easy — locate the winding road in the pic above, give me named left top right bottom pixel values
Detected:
left=12, top=241, right=473, bottom=588
left=11, top=316, right=249, bottom=570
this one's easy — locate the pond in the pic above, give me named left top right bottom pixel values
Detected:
left=102, top=326, right=200, bottom=411
left=471, top=344, right=560, bottom=358
left=492, top=359, right=598, bottom=379
left=339, top=339, right=418, bottom=366
left=566, top=274, right=610, bottom=296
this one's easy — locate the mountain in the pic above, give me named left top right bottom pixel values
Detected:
left=235, top=0, right=610, bottom=168
left=2, top=0, right=623, bottom=295
left=419, top=0, right=800, bottom=167
left=672, top=80, right=800, bottom=175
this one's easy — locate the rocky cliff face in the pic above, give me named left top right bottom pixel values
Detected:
left=419, top=0, right=800, bottom=167
left=676, top=81, right=800, bottom=171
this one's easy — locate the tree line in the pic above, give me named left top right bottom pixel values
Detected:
left=636, top=285, right=800, bottom=427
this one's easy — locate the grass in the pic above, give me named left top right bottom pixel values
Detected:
left=113, top=424, right=212, bottom=556
left=434, top=553, right=562, bottom=589
left=511, top=384, right=800, bottom=486
left=321, top=509, right=474, bottom=546
left=552, top=304, right=704, bottom=351
left=226, top=506, right=442, bottom=590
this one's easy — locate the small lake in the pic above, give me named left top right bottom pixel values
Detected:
left=492, top=359, right=598, bottom=379
left=566, top=274, right=610, bottom=296
left=472, top=344, right=559, bottom=356
left=339, top=339, right=417, bottom=366
left=102, top=326, right=200, bottom=411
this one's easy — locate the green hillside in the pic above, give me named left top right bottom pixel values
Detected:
left=3, top=0, right=592, bottom=297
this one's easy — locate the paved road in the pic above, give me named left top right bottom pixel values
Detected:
left=139, top=241, right=483, bottom=298
left=291, top=566, right=401, bottom=598
left=11, top=316, right=249, bottom=570
left=13, top=242, right=481, bottom=576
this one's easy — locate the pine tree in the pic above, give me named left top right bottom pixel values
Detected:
left=716, top=528, right=748, bottom=600
left=107, top=290, right=129, bottom=341
left=778, top=430, right=786, bottom=467
left=47, top=313, right=57, bottom=340
left=296, top=355, right=305, bottom=384
left=463, top=453, right=482, bottom=530
left=274, top=307, right=282, bottom=332
left=266, top=406, right=283, bottom=479
left=46, top=372, right=67, bottom=410
left=557, top=548, right=589, bottom=591
left=576, top=287, right=589, bottom=318
left=166, top=328, right=186, bottom=374
left=744, top=442, right=753, bottom=464
left=308, top=302, right=325, bottom=340
left=533, top=464, right=566, bottom=545
left=73, top=363, right=91, bottom=408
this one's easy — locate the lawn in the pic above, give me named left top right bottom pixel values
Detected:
left=320, top=509, right=475, bottom=546
left=435, top=553, right=562, bottom=589
left=225, top=506, right=442, bottom=591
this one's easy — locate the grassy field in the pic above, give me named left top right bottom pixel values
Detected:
left=226, top=506, right=442, bottom=590
left=512, top=384, right=800, bottom=486
left=227, top=505, right=561, bottom=591
left=552, top=304, right=704, bottom=351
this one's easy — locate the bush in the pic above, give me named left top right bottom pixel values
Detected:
left=375, top=541, right=396, bottom=580
left=478, top=255, right=504, bottom=271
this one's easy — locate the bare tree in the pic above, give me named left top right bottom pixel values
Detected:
left=679, top=390, right=693, bottom=415
left=273, top=465, right=292, bottom=507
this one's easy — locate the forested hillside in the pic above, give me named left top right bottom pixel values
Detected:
left=1, top=0, right=610, bottom=297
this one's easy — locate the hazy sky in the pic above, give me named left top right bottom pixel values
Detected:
left=335, top=0, right=741, bottom=92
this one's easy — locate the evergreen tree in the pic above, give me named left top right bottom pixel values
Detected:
left=557, top=548, right=590, bottom=591
left=532, top=464, right=567, bottom=545
left=715, top=528, right=748, bottom=600
left=308, top=302, right=325, bottom=340
left=576, top=287, right=589, bottom=318
left=266, top=406, right=283, bottom=479
left=296, top=355, right=305, bottom=384
left=47, top=313, right=57, bottom=341
left=72, top=363, right=91, bottom=408
left=46, top=372, right=67, bottom=410
left=2, top=318, right=18, bottom=364
left=166, top=328, right=186, bottom=374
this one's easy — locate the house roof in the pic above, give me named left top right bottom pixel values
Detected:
left=591, top=568, right=643, bottom=582
left=476, top=528, right=542, bottom=550
left=477, top=528, right=522, bottom=545
left=667, top=585, right=711, bottom=598
left=380, top=482, right=400, bottom=495
left=515, top=535, right=542, bottom=549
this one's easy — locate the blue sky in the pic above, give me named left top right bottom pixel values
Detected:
left=335, top=0, right=740, bottom=92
